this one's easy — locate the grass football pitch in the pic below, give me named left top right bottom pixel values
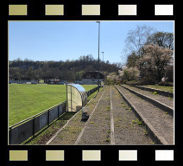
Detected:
left=9, top=84, right=97, bottom=126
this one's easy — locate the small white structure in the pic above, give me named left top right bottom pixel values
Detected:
left=66, top=83, right=87, bottom=112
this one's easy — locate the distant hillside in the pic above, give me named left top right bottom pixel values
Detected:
left=9, top=55, right=121, bottom=81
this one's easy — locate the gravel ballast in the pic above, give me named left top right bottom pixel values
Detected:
left=77, top=86, right=111, bottom=145
left=111, top=86, right=153, bottom=145
left=47, top=85, right=173, bottom=145
left=123, top=84, right=173, bottom=108
left=116, top=85, right=174, bottom=145
left=47, top=87, right=106, bottom=145
left=135, top=85, right=173, bottom=98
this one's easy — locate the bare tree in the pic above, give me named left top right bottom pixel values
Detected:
left=125, top=25, right=155, bottom=57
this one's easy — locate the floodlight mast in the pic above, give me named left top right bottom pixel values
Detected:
left=96, top=21, right=100, bottom=92
left=101, top=51, right=104, bottom=62
left=101, top=51, right=104, bottom=80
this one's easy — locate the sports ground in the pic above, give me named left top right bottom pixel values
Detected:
left=9, top=84, right=96, bottom=126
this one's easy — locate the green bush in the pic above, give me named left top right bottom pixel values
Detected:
left=158, top=81, right=173, bottom=86
left=106, top=78, right=121, bottom=85
left=121, top=67, right=140, bottom=82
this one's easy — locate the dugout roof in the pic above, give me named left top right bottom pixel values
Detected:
left=66, top=83, right=87, bottom=112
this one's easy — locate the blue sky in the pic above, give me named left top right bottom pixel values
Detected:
left=9, top=21, right=174, bottom=64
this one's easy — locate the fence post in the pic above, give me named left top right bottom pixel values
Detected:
left=33, top=117, right=35, bottom=137
left=48, top=109, right=50, bottom=127
left=8, top=101, right=69, bottom=145
left=66, top=84, right=68, bottom=112
left=9, top=127, right=12, bottom=144
left=71, top=86, right=72, bottom=112
left=58, top=104, right=60, bottom=119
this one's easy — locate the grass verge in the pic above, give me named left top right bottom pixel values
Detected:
left=145, top=85, right=173, bottom=93
left=25, top=112, right=75, bottom=145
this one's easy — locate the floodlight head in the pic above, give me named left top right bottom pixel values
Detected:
left=96, top=21, right=100, bottom=23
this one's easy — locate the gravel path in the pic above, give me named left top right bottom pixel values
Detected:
left=48, top=87, right=106, bottom=145
left=116, top=85, right=174, bottom=144
left=123, top=84, right=173, bottom=108
left=47, top=85, right=173, bottom=145
left=111, top=86, right=153, bottom=145
left=77, top=86, right=111, bottom=145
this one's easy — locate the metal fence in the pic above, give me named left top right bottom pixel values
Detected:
left=9, top=101, right=66, bottom=144
left=9, top=86, right=100, bottom=144
left=86, top=86, right=100, bottom=97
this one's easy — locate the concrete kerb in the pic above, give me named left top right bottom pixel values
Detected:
left=121, top=85, right=173, bottom=117
left=115, top=85, right=169, bottom=145
left=110, top=86, right=115, bottom=145
left=134, top=85, right=173, bottom=98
